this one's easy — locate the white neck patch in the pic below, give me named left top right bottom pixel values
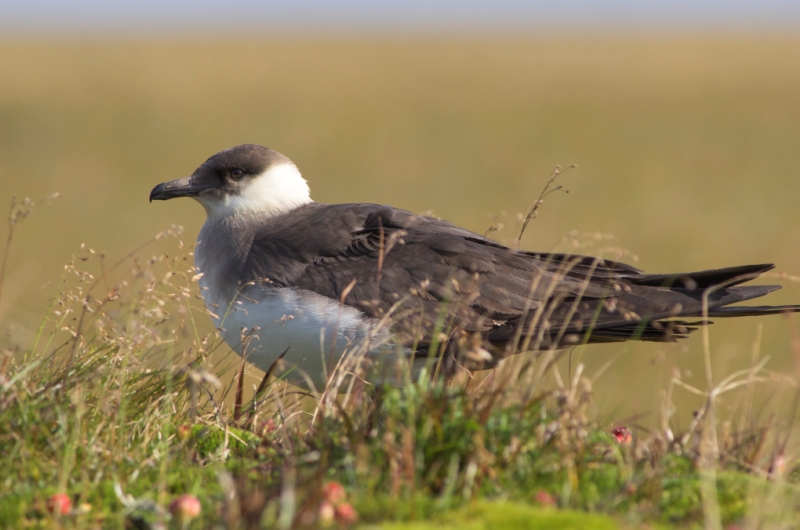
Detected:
left=197, top=162, right=312, bottom=221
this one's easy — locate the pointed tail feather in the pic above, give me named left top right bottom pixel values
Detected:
left=631, top=263, right=775, bottom=289
left=705, top=305, right=800, bottom=317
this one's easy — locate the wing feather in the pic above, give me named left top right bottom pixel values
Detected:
left=236, top=202, right=794, bottom=363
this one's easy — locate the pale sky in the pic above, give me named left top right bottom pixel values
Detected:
left=1, top=0, right=799, bottom=35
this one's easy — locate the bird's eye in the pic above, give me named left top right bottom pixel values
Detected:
left=230, top=169, right=245, bottom=180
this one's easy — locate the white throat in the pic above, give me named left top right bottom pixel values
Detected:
left=197, top=162, right=312, bottom=221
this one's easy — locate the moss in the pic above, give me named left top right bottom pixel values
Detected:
left=378, top=501, right=620, bottom=530
left=716, top=472, right=751, bottom=524
left=191, top=423, right=261, bottom=458
left=0, top=493, right=27, bottom=527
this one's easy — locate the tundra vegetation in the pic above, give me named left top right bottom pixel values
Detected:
left=3, top=187, right=800, bottom=529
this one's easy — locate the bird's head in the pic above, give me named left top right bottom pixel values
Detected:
left=149, top=144, right=311, bottom=220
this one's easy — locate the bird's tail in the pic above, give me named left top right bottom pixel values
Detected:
left=630, top=263, right=776, bottom=290
left=633, top=264, right=800, bottom=317
left=585, top=264, right=800, bottom=344
left=705, top=304, right=800, bottom=317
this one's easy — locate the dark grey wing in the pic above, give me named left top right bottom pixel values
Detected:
left=240, top=203, right=799, bottom=361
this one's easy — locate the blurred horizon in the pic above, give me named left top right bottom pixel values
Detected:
left=2, top=0, right=800, bottom=35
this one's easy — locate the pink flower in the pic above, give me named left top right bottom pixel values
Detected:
left=335, top=502, right=358, bottom=525
left=612, top=426, right=632, bottom=445
left=46, top=493, right=71, bottom=516
left=169, top=494, right=201, bottom=522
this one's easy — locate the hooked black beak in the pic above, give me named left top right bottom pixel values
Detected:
left=149, top=176, right=210, bottom=202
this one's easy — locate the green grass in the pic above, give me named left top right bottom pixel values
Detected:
left=3, top=235, right=800, bottom=529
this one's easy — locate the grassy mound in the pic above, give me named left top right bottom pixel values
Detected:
left=2, top=227, right=800, bottom=529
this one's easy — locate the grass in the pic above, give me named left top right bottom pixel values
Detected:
left=3, top=203, right=800, bottom=529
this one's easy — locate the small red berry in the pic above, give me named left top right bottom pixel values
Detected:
left=176, top=424, right=191, bottom=440
left=46, top=493, right=72, bottom=516
left=534, top=490, right=556, bottom=507
left=612, top=426, right=633, bottom=445
left=318, top=500, right=335, bottom=526
left=322, top=481, right=346, bottom=504
left=334, top=502, right=358, bottom=524
left=169, top=494, right=201, bottom=522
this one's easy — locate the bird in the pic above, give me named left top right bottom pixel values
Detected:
left=150, top=144, right=800, bottom=391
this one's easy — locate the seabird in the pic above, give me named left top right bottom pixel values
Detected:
left=150, top=144, right=800, bottom=390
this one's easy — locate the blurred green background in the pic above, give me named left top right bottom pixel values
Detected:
left=1, top=35, right=799, bottom=428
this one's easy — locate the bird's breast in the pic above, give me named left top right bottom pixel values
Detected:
left=193, top=217, right=408, bottom=390
left=220, top=285, right=397, bottom=389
